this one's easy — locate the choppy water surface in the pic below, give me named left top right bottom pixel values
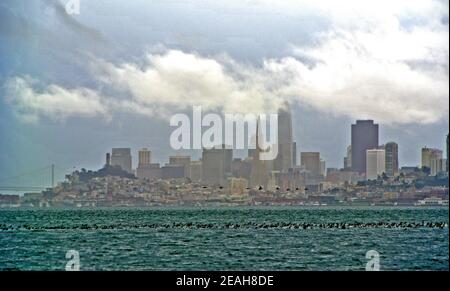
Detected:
left=0, top=207, right=448, bottom=270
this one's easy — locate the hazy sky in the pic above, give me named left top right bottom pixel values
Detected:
left=0, top=0, right=448, bottom=187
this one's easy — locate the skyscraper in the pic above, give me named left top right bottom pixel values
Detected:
left=351, top=120, right=379, bottom=174
left=292, top=141, right=297, bottom=167
left=344, top=145, right=352, bottom=169
left=274, top=101, right=294, bottom=172
left=250, top=120, right=269, bottom=188
left=138, top=148, right=151, bottom=167
left=301, top=152, right=321, bottom=177
left=136, top=148, right=161, bottom=180
left=385, top=142, right=399, bottom=177
left=421, top=147, right=443, bottom=169
left=202, top=145, right=233, bottom=186
left=430, top=159, right=446, bottom=176
left=366, top=149, right=385, bottom=180
left=111, top=148, right=132, bottom=173
left=320, top=159, right=326, bottom=177
left=422, top=147, right=444, bottom=176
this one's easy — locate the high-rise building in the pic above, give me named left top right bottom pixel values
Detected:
left=136, top=148, right=158, bottom=179
left=169, top=156, right=191, bottom=178
left=202, top=145, right=233, bottom=186
left=301, top=152, right=321, bottom=177
left=421, top=147, right=443, bottom=169
left=430, top=158, right=446, bottom=176
left=111, top=148, right=132, bottom=173
left=385, top=142, right=399, bottom=177
left=274, top=102, right=293, bottom=173
left=138, top=148, right=151, bottom=167
left=250, top=121, right=269, bottom=188
left=292, top=141, right=297, bottom=167
left=351, top=120, right=379, bottom=174
left=344, top=145, right=352, bottom=169
left=421, top=146, right=446, bottom=176
left=366, top=149, right=385, bottom=180
left=320, top=159, right=326, bottom=177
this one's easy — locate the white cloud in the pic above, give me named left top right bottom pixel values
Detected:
left=94, top=50, right=285, bottom=115
left=4, top=76, right=109, bottom=122
left=284, top=30, right=449, bottom=124
left=3, top=0, right=448, bottom=125
left=91, top=43, right=448, bottom=124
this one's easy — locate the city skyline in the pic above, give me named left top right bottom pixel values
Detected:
left=100, top=116, right=449, bottom=172
left=0, top=0, right=448, bottom=188
left=0, top=111, right=447, bottom=191
left=95, top=114, right=447, bottom=188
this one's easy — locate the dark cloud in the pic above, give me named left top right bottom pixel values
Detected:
left=42, top=0, right=107, bottom=43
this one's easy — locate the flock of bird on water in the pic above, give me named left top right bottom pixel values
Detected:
left=0, top=221, right=447, bottom=231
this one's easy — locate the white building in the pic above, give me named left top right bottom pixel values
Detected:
left=366, top=149, right=386, bottom=180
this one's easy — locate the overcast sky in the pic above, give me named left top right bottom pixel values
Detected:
left=0, top=0, right=448, bottom=187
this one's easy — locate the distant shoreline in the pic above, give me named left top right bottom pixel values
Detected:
left=1, top=204, right=449, bottom=210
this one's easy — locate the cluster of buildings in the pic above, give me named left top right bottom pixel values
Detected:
left=106, top=109, right=448, bottom=192
left=0, top=103, right=448, bottom=207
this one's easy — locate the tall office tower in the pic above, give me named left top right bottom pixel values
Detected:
left=202, top=145, right=233, bottom=186
left=320, top=159, right=326, bottom=177
left=169, top=156, right=191, bottom=178
left=351, top=120, right=379, bottom=174
left=422, top=147, right=445, bottom=176
left=274, top=101, right=294, bottom=172
left=430, top=159, right=446, bottom=176
left=250, top=121, right=269, bottom=188
left=344, top=145, right=352, bottom=169
left=111, top=148, right=132, bottom=173
left=138, top=148, right=151, bottom=167
left=105, top=153, right=111, bottom=166
left=385, top=142, right=399, bottom=177
left=366, top=149, right=386, bottom=180
left=292, top=141, right=297, bottom=167
left=421, top=147, right=443, bottom=169
left=300, top=152, right=321, bottom=177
